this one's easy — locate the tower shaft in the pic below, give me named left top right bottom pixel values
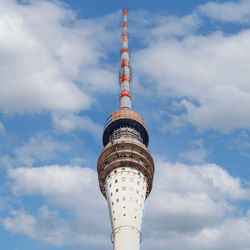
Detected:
left=106, top=167, right=146, bottom=250
left=97, top=9, right=154, bottom=250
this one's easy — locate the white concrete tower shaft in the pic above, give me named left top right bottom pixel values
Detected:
left=97, top=8, right=154, bottom=250
left=106, top=165, right=147, bottom=250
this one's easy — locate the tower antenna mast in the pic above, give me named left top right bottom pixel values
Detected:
left=120, top=9, right=132, bottom=110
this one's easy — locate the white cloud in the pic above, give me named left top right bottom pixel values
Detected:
left=6, top=165, right=109, bottom=247
left=180, top=139, right=208, bottom=163
left=134, top=29, right=250, bottom=131
left=0, top=0, right=118, bottom=114
left=0, top=121, right=5, bottom=135
left=7, top=165, right=104, bottom=216
left=0, top=197, right=7, bottom=211
left=198, top=0, right=250, bottom=23
left=151, top=15, right=200, bottom=39
left=52, top=113, right=102, bottom=139
left=229, top=130, right=250, bottom=158
left=2, top=209, right=37, bottom=238
left=0, top=154, right=16, bottom=169
left=1, top=206, right=108, bottom=248
left=14, top=133, right=69, bottom=167
left=142, top=214, right=250, bottom=250
left=4, top=160, right=250, bottom=249
left=141, top=159, right=250, bottom=250
left=129, top=11, right=200, bottom=43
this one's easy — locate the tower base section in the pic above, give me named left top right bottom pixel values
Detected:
left=113, top=226, right=141, bottom=250
left=105, top=167, right=147, bottom=250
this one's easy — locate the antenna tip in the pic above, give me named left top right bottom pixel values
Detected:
left=123, top=9, right=128, bottom=16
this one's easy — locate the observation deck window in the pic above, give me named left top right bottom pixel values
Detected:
left=110, top=126, right=143, bottom=143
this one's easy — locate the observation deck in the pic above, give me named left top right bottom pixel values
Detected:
left=97, top=139, right=155, bottom=199
left=103, top=110, right=149, bottom=147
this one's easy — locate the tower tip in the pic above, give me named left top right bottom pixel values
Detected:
left=120, top=7, right=131, bottom=110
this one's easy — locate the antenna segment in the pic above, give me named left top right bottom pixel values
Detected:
left=120, top=9, right=132, bottom=110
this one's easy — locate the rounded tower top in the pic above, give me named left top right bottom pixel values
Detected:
left=103, top=109, right=149, bottom=147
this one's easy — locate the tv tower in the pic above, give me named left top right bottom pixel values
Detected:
left=97, top=9, right=155, bottom=250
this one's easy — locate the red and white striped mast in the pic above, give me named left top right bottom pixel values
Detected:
left=120, top=9, right=132, bottom=110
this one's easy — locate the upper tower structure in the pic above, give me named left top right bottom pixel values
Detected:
left=120, top=9, right=132, bottom=110
left=97, top=9, right=155, bottom=250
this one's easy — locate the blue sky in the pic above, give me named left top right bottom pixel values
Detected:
left=0, top=0, right=250, bottom=249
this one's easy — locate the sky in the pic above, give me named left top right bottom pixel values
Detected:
left=0, top=0, right=250, bottom=249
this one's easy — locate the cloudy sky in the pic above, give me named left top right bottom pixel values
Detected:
left=0, top=0, right=250, bottom=249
